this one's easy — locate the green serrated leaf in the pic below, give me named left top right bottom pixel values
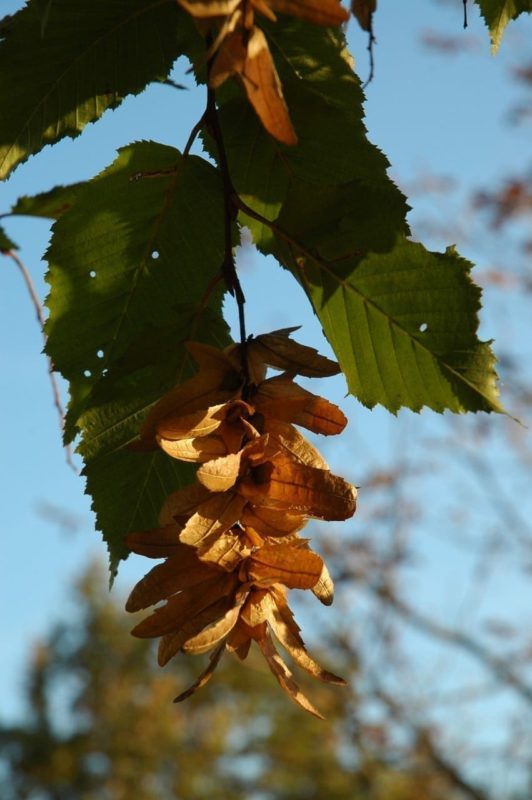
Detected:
left=10, top=181, right=82, bottom=220
left=0, top=1, right=199, bottom=179
left=77, top=304, right=230, bottom=461
left=44, top=141, right=236, bottom=569
left=287, top=235, right=502, bottom=413
left=45, top=141, right=231, bottom=439
left=84, top=448, right=196, bottom=579
left=220, top=17, right=500, bottom=414
left=81, top=306, right=230, bottom=574
left=0, top=224, right=17, bottom=251
left=475, top=0, right=532, bottom=52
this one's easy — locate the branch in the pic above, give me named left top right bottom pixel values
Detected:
left=4, top=250, right=77, bottom=473
left=375, top=688, right=489, bottom=800
left=203, top=42, right=250, bottom=389
left=372, top=583, right=532, bottom=706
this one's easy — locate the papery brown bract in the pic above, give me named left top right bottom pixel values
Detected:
left=128, top=330, right=356, bottom=715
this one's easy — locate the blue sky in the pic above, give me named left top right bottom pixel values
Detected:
left=1, top=3, right=532, bottom=780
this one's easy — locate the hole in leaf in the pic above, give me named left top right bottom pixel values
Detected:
left=89, top=270, right=96, bottom=278
left=419, top=323, right=428, bottom=333
left=84, top=369, right=92, bottom=378
left=151, top=250, right=159, bottom=259
left=96, top=349, right=104, bottom=359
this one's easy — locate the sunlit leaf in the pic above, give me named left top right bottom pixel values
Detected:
left=475, top=0, right=532, bottom=52
left=0, top=2, right=199, bottom=178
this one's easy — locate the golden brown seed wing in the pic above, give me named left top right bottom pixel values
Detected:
left=269, top=593, right=346, bottom=684
left=182, top=603, right=243, bottom=655
left=173, top=642, right=226, bottom=703
left=244, top=28, right=297, bottom=146
left=196, top=451, right=243, bottom=492
left=197, top=529, right=252, bottom=570
left=269, top=0, right=349, bottom=26
left=156, top=403, right=226, bottom=440
left=254, top=375, right=347, bottom=435
left=125, top=523, right=185, bottom=558
left=177, top=0, right=241, bottom=16
left=179, top=492, right=247, bottom=549
left=158, top=596, right=233, bottom=666
left=312, top=560, right=335, bottom=606
left=262, top=418, right=329, bottom=469
left=157, top=433, right=227, bottom=463
left=126, top=552, right=215, bottom=612
left=140, top=343, right=240, bottom=441
left=241, top=504, right=307, bottom=537
left=351, top=0, right=377, bottom=32
left=131, top=573, right=237, bottom=639
left=249, top=331, right=340, bottom=377
left=240, top=455, right=357, bottom=520
left=248, top=543, right=323, bottom=590
left=240, top=589, right=276, bottom=628
left=159, top=482, right=212, bottom=526
left=257, top=632, right=324, bottom=719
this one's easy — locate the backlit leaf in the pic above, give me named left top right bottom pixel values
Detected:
left=0, top=2, right=199, bottom=179
left=475, top=0, right=532, bottom=52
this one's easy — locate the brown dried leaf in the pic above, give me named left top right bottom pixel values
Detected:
left=270, top=0, right=349, bottom=26
left=248, top=543, right=323, bottom=590
left=263, top=418, right=329, bottom=469
left=240, top=589, right=276, bottom=627
left=254, top=375, right=347, bottom=435
left=210, top=28, right=247, bottom=88
left=258, top=632, right=324, bottom=718
left=156, top=403, right=226, bottom=440
left=173, top=642, right=226, bottom=703
left=182, top=604, right=242, bottom=655
left=225, top=342, right=268, bottom=386
left=126, top=524, right=185, bottom=558
left=269, top=595, right=346, bottom=684
left=157, top=433, right=227, bottom=463
left=241, top=504, right=307, bottom=537
left=131, top=573, right=237, bottom=638
left=140, top=343, right=240, bottom=442
left=351, top=0, right=376, bottom=31
left=249, top=329, right=340, bottom=377
left=126, top=552, right=215, bottom=612
left=312, top=561, right=335, bottom=605
left=196, top=451, right=243, bottom=492
left=226, top=620, right=256, bottom=659
left=159, top=482, right=212, bottom=526
left=177, top=0, right=241, bottom=19
left=197, top=529, right=252, bottom=569
left=243, top=27, right=297, bottom=146
left=179, top=492, right=247, bottom=548
left=158, top=596, right=233, bottom=666
left=211, top=27, right=297, bottom=146
left=240, top=455, right=357, bottom=520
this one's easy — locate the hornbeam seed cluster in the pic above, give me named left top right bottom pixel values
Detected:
left=127, top=329, right=357, bottom=717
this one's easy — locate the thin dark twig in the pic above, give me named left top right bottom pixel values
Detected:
left=463, top=0, right=468, bottom=30
left=376, top=689, right=489, bottom=800
left=5, top=250, right=77, bottom=473
left=372, top=584, right=532, bottom=706
left=203, top=43, right=249, bottom=388
left=183, top=113, right=206, bottom=157
left=362, top=25, right=376, bottom=89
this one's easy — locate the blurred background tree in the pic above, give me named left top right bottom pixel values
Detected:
left=0, top=563, right=469, bottom=800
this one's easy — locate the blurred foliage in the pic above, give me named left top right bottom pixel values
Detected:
left=0, top=563, right=460, bottom=800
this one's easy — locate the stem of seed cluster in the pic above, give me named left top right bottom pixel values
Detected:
left=203, top=41, right=250, bottom=388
